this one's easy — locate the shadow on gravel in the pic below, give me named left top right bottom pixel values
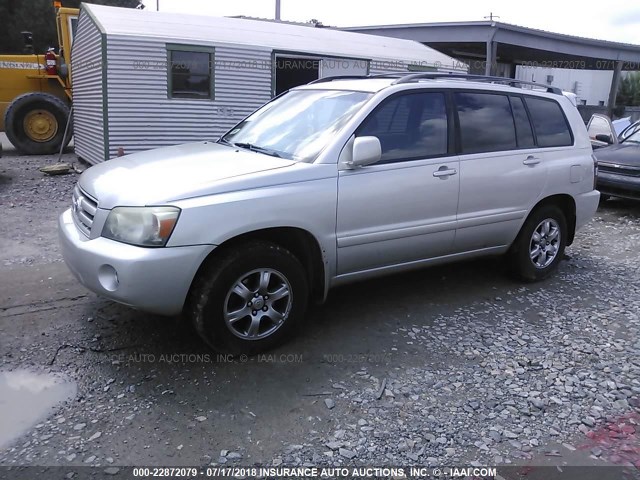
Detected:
left=0, top=173, right=12, bottom=188
left=599, top=198, right=640, bottom=218
left=75, top=255, right=538, bottom=369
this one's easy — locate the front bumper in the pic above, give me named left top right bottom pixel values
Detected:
left=59, top=209, right=215, bottom=315
left=597, top=172, right=640, bottom=200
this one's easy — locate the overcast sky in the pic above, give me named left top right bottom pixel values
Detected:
left=140, top=0, right=640, bottom=45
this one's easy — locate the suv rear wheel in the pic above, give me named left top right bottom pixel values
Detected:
left=509, top=205, right=567, bottom=282
left=188, top=241, right=308, bottom=355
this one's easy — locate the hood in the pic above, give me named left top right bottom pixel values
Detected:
left=79, top=142, right=296, bottom=209
left=594, top=142, right=640, bottom=167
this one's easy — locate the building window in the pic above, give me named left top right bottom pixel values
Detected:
left=167, top=45, right=214, bottom=99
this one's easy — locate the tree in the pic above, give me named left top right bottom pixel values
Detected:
left=616, top=72, right=640, bottom=107
left=0, top=0, right=142, bottom=54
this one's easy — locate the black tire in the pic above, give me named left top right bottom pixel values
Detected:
left=187, top=241, right=309, bottom=355
left=4, top=92, right=72, bottom=155
left=508, top=205, right=567, bottom=282
left=599, top=194, right=611, bottom=203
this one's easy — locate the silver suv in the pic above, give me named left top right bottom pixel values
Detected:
left=59, top=73, right=600, bottom=354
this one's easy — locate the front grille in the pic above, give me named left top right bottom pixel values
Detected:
left=598, top=162, right=640, bottom=177
left=72, top=185, right=98, bottom=237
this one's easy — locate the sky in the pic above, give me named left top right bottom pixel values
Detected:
left=140, top=0, right=640, bottom=46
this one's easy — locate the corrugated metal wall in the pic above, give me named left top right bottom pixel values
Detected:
left=369, top=60, right=410, bottom=76
left=72, top=11, right=105, bottom=165
left=105, top=36, right=272, bottom=159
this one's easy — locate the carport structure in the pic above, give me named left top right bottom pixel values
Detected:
left=346, top=21, right=640, bottom=113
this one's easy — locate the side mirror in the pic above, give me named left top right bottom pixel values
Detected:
left=348, top=136, right=381, bottom=168
left=595, top=134, right=613, bottom=144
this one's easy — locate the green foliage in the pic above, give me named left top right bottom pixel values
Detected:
left=0, top=0, right=142, bottom=55
left=616, top=72, right=640, bottom=107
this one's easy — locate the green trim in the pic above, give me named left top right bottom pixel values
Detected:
left=79, top=5, right=109, bottom=161
left=166, top=43, right=215, bottom=101
left=166, top=43, right=216, bottom=54
left=101, top=32, right=109, bottom=161
left=270, top=51, right=276, bottom=97
left=81, top=3, right=107, bottom=34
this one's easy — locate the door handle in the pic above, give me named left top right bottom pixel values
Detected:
left=523, top=156, right=541, bottom=166
left=433, top=167, right=457, bottom=178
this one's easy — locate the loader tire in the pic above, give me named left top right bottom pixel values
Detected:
left=5, top=92, right=72, bottom=155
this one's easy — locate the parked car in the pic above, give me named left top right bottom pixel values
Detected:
left=59, top=74, right=599, bottom=354
left=590, top=117, right=640, bottom=201
left=587, top=114, right=640, bottom=149
left=619, top=119, right=640, bottom=143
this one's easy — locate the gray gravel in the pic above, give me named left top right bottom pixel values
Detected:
left=268, top=204, right=640, bottom=468
left=0, top=140, right=78, bottom=267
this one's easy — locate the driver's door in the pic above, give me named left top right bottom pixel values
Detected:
left=335, top=91, right=459, bottom=276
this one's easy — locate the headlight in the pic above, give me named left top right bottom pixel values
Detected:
left=102, top=206, right=180, bottom=247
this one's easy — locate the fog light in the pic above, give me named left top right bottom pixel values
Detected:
left=98, top=264, right=119, bottom=291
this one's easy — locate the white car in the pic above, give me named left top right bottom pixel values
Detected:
left=59, top=73, right=600, bottom=354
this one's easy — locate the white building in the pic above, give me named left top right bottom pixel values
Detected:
left=515, top=66, right=614, bottom=106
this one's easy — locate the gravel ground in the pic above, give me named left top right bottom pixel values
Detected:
left=0, top=140, right=639, bottom=479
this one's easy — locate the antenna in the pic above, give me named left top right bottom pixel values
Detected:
left=484, top=12, right=500, bottom=21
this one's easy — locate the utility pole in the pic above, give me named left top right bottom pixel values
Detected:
left=156, top=0, right=159, bottom=11
left=275, top=0, right=281, bottom=20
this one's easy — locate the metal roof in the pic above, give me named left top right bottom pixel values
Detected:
left=345, top=21, right=640, bottom=67
left=351, top=21, right=640, bottom=52
left=83, top=3, right=463, bottom=68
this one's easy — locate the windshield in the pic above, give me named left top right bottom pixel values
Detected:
left=622, top=124, right=640, bottom=144
left=220, top=89, right=372, bottom=162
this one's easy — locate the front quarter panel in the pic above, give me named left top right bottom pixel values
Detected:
left=167, top=163, right=339, bottom=277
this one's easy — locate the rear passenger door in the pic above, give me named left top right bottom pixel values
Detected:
left=453, top=91, right=548, bottom=252
left=335, top=91, right=459, bottom=275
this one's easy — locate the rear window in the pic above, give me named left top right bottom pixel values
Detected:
left=454, top=92, right=517, bottom=154
left=525, top=97, right=573, bottom=147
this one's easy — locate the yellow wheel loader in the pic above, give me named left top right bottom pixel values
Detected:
left=0, top=3, right=78, bottom=155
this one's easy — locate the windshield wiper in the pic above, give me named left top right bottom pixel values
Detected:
left=217, top=137, right=234, bottom=146
left=233, top=142, right=283, bottom=158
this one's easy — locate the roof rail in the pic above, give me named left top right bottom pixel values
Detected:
left=307, top=75, right=371, bottom=84
left=308, top=72, right=563, bottom=95
left=391, top=73, right=563, bottom=94
left=307, top=73, right=411, bottom=85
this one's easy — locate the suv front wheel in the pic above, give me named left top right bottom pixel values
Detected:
left=509, top=205, right=567, bottom=282
left=188, top=241, right=308, bottom=355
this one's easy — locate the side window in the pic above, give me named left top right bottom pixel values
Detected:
left=454, top=92, right=517, bottom=154
left=358, top=92, right=448, bottom=163
left=509, top=96, right=535, bottom=148
left=168, top=47, right=214, bottom=100
left=525, top=97, right=573, bottom=147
